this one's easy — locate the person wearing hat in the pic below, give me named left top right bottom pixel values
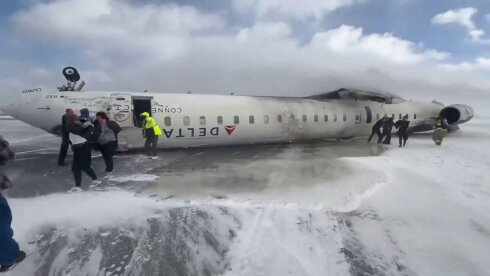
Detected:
left=67, top=114, right=101, bottom=192
left=140, top=112, right=162, bottom=159
left=0, top=135, right=27, bottom=272
left=79, top=108, right=93, bottom=123
left=395, top=115, right=410, bottom=147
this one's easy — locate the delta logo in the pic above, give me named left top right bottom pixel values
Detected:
left=225, top=125, right=236, bottom=135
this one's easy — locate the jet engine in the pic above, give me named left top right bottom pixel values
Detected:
left=440, top=104, right=474, bottom=125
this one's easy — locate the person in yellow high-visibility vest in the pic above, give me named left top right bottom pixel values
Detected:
left=140, top=112, right=162, bottom=159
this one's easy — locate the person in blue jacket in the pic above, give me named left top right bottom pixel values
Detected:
left=0, top=135, right=26, bottom=272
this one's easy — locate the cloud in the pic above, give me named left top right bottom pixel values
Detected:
left=440, top=57, right=490, bottom=71
left=309, top=25, right=448, bottom=64
left=2, top=0, right=489, bottom=106
left=11, top=0, right=225, bottom=61
left=431, top=7, right=485, bottom=41
left=236, top=22, right=292, bottom=42
left=233, top=0, right=366, bottom=20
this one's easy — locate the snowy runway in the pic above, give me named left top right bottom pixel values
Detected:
left=1, top=117, right=489, bottom=275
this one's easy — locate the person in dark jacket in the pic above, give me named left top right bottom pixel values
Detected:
left=67, top=114, right=101, bottom=192
left=381, top=117, right=395, bottom=144
left=94, top=112, right=121, bottom=174
left=395, top=115, right=410, bottom=147
left=58, top=108, right=74, bottom=166
left=0, top=135, right=26, bottom=272
left=368, top=116, right=386, bottom=143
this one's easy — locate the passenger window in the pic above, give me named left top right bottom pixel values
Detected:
left=164, top=116, right=171, bottom=126
left=376, top=114, right=380, bottom=120
left=392, top=114, right=395, bottom=119
left=200, top=116, right=206, bottom=125
left=399, top=114, right=402, bottom=120
left=414, top=114, right=417, bottom=119
left=249, top=115, right=254, bottom=124
left=183, top=116, right=190, bottom=126
left=234, top=115, right=239, bottom=124
left=264, top=115, right=269, bottom=124
left=302, top=115, right=307, bottom=122
left=343, top=114, right=347, bottom=121
left=324, top=115, right=328, bottom=122
left=334, top=114, right=337, bottom=122
left=217, top=116, right=223, bottom=125
left=289, top=115, right=295, bottom=122
left=314, top=115, right=318, bottom=122
left=355, top=115, right=360, bottom=121
left=277, top=115, right=282, bottom=123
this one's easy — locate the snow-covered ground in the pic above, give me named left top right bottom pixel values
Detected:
left=1, top=113, right=489, bottom=275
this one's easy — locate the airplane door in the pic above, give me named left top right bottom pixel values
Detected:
left=110, top=93, right=133, bottom=127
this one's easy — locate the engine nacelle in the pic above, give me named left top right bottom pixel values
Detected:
left=440, top=104, right=474, bottom=125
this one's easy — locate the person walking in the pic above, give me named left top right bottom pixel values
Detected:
left=432, top=116, right=448, bottom=146
left=395, top=115, right=410, bottom=147
left=368, top=116, right=386, bottom=143
left=67, top=114, right=101, bottom=192
left=58, top=108, right=74, bottom=166
left=94, top=112, right=121, bottom=174
left=381, top=117, right=395, bottom=144
left=140, top=112, right=162, bottom=159
left=0, top=135, right=26, bottom=272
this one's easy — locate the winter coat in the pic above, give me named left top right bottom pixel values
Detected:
left=93, top=121, right=121, bottom=142
left=0, top=193, right=20, bottom=266
left=61, top=114, right=69, bottom=138
left=140, top=112, right=162, bottom=137
left=67, top=121, right=97, bottom=148
left=382, top=119, right=394, bottom=134
left=395, top=120, right=410, bottom=134
left=372, top=119, right=384, bottom=132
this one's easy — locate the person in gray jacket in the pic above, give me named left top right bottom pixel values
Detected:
left=94, top=112, right=121, bottom=174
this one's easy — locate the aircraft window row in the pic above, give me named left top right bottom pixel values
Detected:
left=166, top=114, right=366, bottom=127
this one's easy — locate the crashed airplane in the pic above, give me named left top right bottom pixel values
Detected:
left=0, top=67, right=474, bottom=149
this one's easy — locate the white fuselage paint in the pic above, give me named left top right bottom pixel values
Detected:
left=1, top=90, right=442, bottom=149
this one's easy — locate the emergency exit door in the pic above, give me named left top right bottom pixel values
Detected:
left=110, top=93, right=133, bottom=127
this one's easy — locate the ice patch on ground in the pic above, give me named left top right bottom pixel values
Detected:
left=108, top=174, right=159, bottom=184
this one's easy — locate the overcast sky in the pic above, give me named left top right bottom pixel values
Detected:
left=0, top=0, right=489, bottom=102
